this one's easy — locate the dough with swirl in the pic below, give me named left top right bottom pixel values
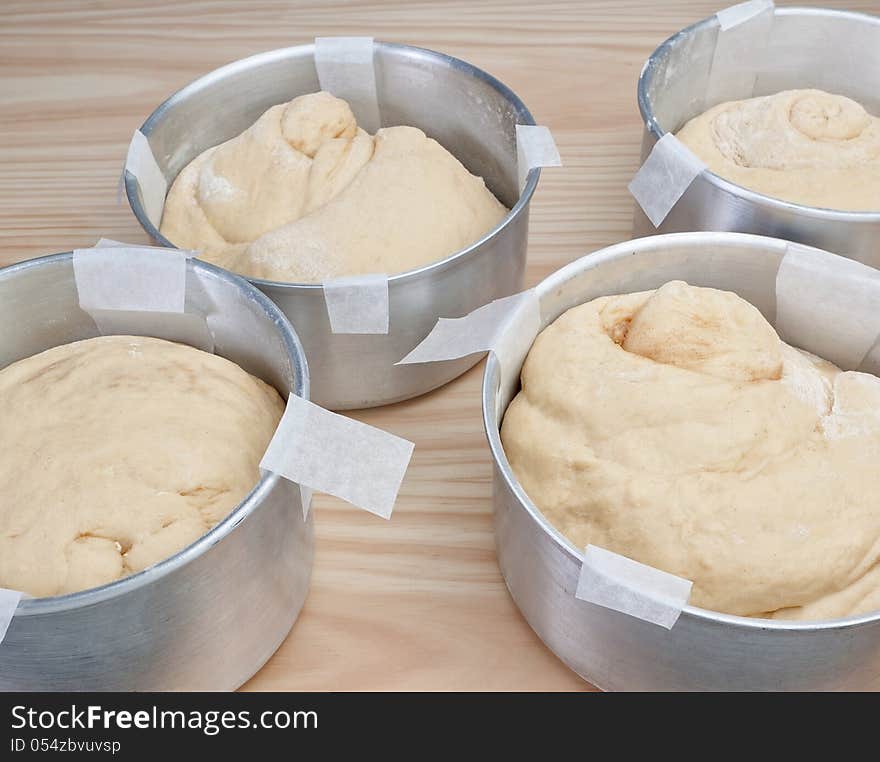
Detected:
left=676, top=89, right=880, bottom=210
left=501, top=280, right=880, bottom=620
left=160, top=92, right=507, bottom=282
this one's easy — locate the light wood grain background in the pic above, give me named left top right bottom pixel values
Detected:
left=2, top=0, right=877, bottom=691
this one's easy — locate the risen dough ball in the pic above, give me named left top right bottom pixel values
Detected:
left=676, top=89, right=880, bottom=210
left=0, top=336, right=285, bottom=598
left=501, top=281, right=880, bottom=620
left=160, top=91, right=508, bottom=282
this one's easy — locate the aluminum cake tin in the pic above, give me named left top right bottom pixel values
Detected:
left=483, top=231, right=880, bottom=691
left=0, top=252, right=313, bottom=691
left=634, top=7, right=880, bottom=267
left=127, top=42, right=541, bottom=409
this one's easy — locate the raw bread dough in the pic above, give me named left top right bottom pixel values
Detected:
left=160, top=92, right=508, bottom=282
left=676, top=89, right=880, bottom=211
left=501, top=281, right=880, bottom=620
left=0, top=336, right=285, bottom=598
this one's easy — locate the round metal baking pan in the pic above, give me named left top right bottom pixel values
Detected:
left=483, top=231, right=880, bottom=691
left=0, top=252, right=312, bottom=690
left=127, top=42, right=540, bottom=409
left=634, top=7, right=880, bottom=267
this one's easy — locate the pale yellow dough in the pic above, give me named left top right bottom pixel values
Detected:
left=501, top=281, right=880, bottom=620
left=0, top=336, right=285, bottom=598
left=676, top=89, right=880, bottom=211
left=160, top=91, right=508, bottom=282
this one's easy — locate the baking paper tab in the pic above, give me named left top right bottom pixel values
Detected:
left=775, top=243, right=880, bottom=372
left=74, top=246, right=186, bottom=313
left=72, top=246, right=213, bottom=351
left=261, top=394, right=414, bottom=520
left=315, top=37, right=381, bottom=134
left=0, top=588, right=22, bottom=644
left=323, top=273, right=390, bottom=334
left=397, top=289, right=542, bottom=413
left=125, top=130, right=167, bottom=229
left=706, top=1, right=775, bottom=106
left=397, top=289, right=541, bottom=371
left=628, top=134, right=706, bottom=227
left=576, top=545, right=693, bottom=629
left=516, top=125, right=562, bottom=191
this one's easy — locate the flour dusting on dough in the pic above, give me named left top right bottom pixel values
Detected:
left=677, top=89, right=880, bottom=210
left=160, top=92, right=507, bottom=282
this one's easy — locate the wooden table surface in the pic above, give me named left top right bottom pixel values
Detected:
left=2, top=0, right=877, bottom=691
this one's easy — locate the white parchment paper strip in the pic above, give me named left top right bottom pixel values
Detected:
left=72, top=246, right=213, bottom=351
left=628, top=134, right=706, bottom=227
left=576, top=545, right=693, bottom=629
left=0, top=588, right=23, bottom=644
left=125, top=130, right=167, bottom=229
left=516, top=125, right=562, bottom=191
left=775, top=243, right=880, bottom=371
left=707, top=0, right=775, bottom=106
left=716, top=0, right=774, bottom=29
left=261, top=394, right=414, bottom=520
left=74, top=246, right=186, bottom=314
left=323, top=273, right=390, bottom=334
left=315, top=37, right=381, bottom=134
left=398, top=289, right=541, bottom=413
left=397, top=290, right=540, bottom=366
